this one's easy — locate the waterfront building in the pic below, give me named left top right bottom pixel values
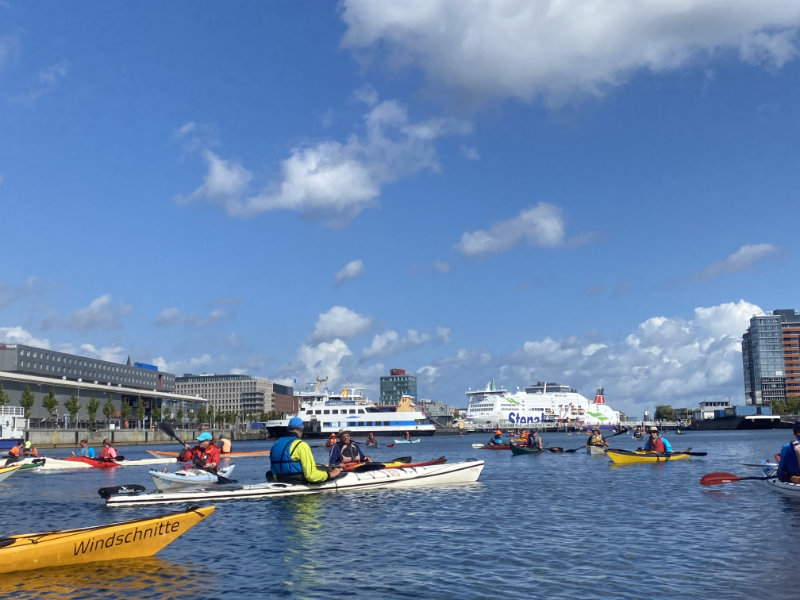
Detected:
left=0, top=343, right=205, bottom=427
left=742, top=309, right=800, bottom=406
left=379, top=368, right=417, bottom=406
left=176, top=374, right=293, bottom=418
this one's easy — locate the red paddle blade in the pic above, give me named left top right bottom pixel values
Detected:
left=700, top=472, right=741, bottom=486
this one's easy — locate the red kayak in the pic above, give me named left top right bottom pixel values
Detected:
left=63, top=456, right=120, bottom=468
left=473, top=444, right=511, bottom=450
left=341, top=456, right=447, bottom=471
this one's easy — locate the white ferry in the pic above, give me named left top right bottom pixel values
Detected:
left=0, top=405, right=27, bottom=450
left=266, top=382, right=436, bottom=439
left=464, top=379, right=620, bottom=429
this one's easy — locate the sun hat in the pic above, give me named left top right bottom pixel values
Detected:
left=338, top=430, right=352, bottom=439
left=288, top=417, right=304, bottom=429
left=649, top=426, right=659, bottom=433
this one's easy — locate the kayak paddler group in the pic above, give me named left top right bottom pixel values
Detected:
left=268, top=417, right=343, bottom=484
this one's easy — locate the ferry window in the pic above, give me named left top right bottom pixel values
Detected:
left=323, top=410, right=330, bottom=415
left=331, top=410, right=339, bottom=414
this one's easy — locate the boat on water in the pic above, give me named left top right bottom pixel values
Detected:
left=0, top=505, right=214, bottom=574
left=0, top=463, right=22, bottom=482
left=586, top=445, right=607, bottom=456
left=394, top=439, right=421, bottom=444
left=101, top=459, right=485, bottom=506
left=472, top=443, right=511, bottom=450
left=0, top=406, right=27, bottom=450
left=606, top=448, right=698, bottom=465
left=7, top=456, right=174, bottom=471
left=464, top=380, right=620, bottom=430
left=341, top=456, right=447, bottom=471
left=146, top=449, right=270, bottom=459
left=150, top=465, right=236, bottom=492
left=762, top=465, right=800, bottom=495
left=690, top=399, right=781, bottom=431
left=265, top=382, right=436, bottom=439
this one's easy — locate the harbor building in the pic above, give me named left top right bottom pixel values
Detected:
left=176, top=374, right=293, bottom=418
left=0, top=343, right=207, bottom=428
left=742, top=309, right=800, bottom=406
left=379, top=368, right=417, bottom=406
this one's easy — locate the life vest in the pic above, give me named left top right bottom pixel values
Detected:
left=8, top=445, right=20, bottom=457
left=270, top=437, right=304, bottom=476
left=219, top=438, right=232, bottom=453
left=339, top=443, right=361, bottom=463
left=645, top=436, right=667, bottom=453
left=588, top=434, right=605, bottom=446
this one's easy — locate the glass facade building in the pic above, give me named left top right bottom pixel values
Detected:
left=379, top=368, right=417, bottom=405
left=742, top=312, right=792, bottom=405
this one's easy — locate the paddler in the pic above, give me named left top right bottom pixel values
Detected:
left=218, top=434, right=232, bottom=454
left=776, top=420, right=800, bottom=483
left=329, top=430, right=370, bottom=466
left=22, top=440, right=39, bottom=457
left=526, top=429, right=543, bottom=450
left=178, top=432, right=220, bottom=471
left=366, top=432, right=378, bottom=447
left=584, top=427, right=609, bottom=448
left=72, top=439, right=96, bottom=458
left=268, top=417, right=342, bottom=483
left=641, top=426, right=672, bottom=453
left=325, top=432, right=338, bottom=448
left=98, top=438, right=118, bottom=460
left=488, top=429, right=504, bottom=447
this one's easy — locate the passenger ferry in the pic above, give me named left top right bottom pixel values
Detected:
left=464, top=379, right=620, bottom=429
left=265, top=382, right=436, bottom=439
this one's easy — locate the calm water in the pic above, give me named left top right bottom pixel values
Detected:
left=1, top=430, right=798, bottom=600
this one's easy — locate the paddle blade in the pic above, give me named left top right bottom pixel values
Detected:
left=547, top=447, right=564, bottom=453
left=700, top=472, right=743, bottom=486
left=390, top=456, right=412, bottom=463
left=385, top=443, right=395, bottom=448
left=158, top=421, right=182, bottom=444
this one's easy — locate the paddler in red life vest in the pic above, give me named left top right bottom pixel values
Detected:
left=642, top=427, right=672, bottom=453
left=325, top=432, right=337, bottom=448
left=178, top=432, right=220, bottom=471
left=98, top=438, right=117, bottom=460
left=6, top=440, right=24, bottom=459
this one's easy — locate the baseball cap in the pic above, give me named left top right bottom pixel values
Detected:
left=288, top=417, right=304, bottom=429
left=196, top=432, right=213, bottom=442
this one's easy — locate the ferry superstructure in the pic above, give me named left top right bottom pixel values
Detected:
left=465, top=379, right=620, bottom=429
left=266, top=382, right=436, bottom=438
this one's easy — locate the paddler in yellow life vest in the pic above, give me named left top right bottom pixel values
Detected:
left=518, top=430, right=529, bottom=443
left=584, top=427, right=608, bottom=448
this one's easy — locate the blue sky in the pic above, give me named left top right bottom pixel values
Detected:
left=2, top=1, right=799, bottom=419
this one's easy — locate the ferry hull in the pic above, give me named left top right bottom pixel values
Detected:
left=690, top=416, right=781, bottom=431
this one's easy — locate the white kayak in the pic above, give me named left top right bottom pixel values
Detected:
left=149, top=465, right=236, bottom=492
left=763, top=465, right=800, bottom=495
left=586, top=445, right=608, bottom=456
left=103, top=459, right=485, bottom=506
left=394, top=439, right=421, bottom=444
left=8, top=456, right=175, bottom=471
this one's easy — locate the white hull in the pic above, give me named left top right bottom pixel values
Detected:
left=465, top=380, right=620, bottom=428
left=11, top=456, right=175, bottom=471
left=763, top=466, right=800, bottom=495
left=105, top=460, right=484, bottom=506
left=586, top=445, right=607, bottom=456
left=0, top=463, right=22, bottom=482
left=150, top=465, right=236, bottom=492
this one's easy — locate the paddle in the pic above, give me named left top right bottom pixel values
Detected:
left=340, top=456, right=412, bottom=471
left=158, top=423, right=234, bottom=484
left=385, top=443, right=395, bottom=448
left=700, top=471, right=778, bottom=486
left=97, top=484, right=147, bottom=499
left=551, top=428, right=628, bottom=453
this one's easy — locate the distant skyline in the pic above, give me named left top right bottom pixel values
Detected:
left=2, top=2, right=799, bottom=419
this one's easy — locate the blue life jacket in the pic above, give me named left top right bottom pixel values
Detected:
left=270, top=436, right=304, bottom=476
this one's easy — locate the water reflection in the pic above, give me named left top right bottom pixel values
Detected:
left=274, top=494, right=324, bottom=597
left=0, top=557, right=206, bottom=600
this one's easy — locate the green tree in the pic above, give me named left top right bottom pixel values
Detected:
left=654, top=405, right=676, bottom=421
left=120, top=401, right=131, bottom=424
left=19, top=385, right=35, bottom=419
left=102, top=395, right=115, bottom=425
left=0, top=383, right=9, bottom=408
left=64, top=394, right=81, bottom=427
left=176, top=407, right=184, bottom=424
left=207, top=405, right=215, bottom=426
left=136, top=401, right=146, bottom=428
left=42, top=387, right=59, bottom=425
left=87, top=396, right=100, bottom=427
left=151, top=406, right=162, bottom=425
left=197, top=406, right=208, bottom=425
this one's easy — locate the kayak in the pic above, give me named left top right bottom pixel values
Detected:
left=762, top=465, right=800, bottom=495
left=586, top=445, right=608, bottom=456
left=509, top=444, right=542, bottom=456
left=341, top=456, right=447, bottom=471
left=149, top=465, right=237, bottom=492
left=393, top=439, right=421, bottom=444
left=101, top=459, right=485, bottom=506
left=0, top=463, right=22, bottom=482
left=146, top=449, right=270, bottom=459
left=606, top=448, right=696, bottom=465
left=5, top=456, right=174, bottom=471
left=0, top=505, right=214, bottom=574
left=472, top=443, right=510, bottom=450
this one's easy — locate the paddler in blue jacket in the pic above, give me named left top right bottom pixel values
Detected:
left=777, top=420, right=800, bottom=483
left=488, top=429, right=504, bottom=447
left=642, top=426, right=672, bottom=453
left=269, top=417, right=343, bottom=484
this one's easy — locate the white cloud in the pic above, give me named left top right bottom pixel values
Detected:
left=0, top=276, right=42, bottom=309
left=65, top=294, right=133, bottom=332
left=155, top=306, right=227, bottom=328
left=0, top=326, right=51, bottom=348
left=0, top=34, right=20, bottom=70
left=76, top=343, right=127, bottom=364
left=152, top=353, right=214, bottom=375
left=340, top=1, right=800, bottom=105
left=697, top=244, right=778, bottom=279
left=335, top=259, right=365, bottom=284
left=432, top=260, right=450, bottom=274
left=178, top=98, right=470, bottom=227
left=13, top=60, right=69, bottom=105
left=455, top=203, right=566, bottom=256
left=307, top=306, right=372, bottom=344
left=362, top=326, right=451, bottom=359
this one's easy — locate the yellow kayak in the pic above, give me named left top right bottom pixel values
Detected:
left=606, top=448, right=695, bottom=465
left=0, top=463, right=23, bottom=482
left=0, top=505, right=214, bottom=573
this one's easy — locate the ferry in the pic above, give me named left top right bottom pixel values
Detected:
left=464, top=379, right=620, bottom=430
left=0, top=405, right=27, bottom=450
left=265, top=382, right=436, bottom=439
